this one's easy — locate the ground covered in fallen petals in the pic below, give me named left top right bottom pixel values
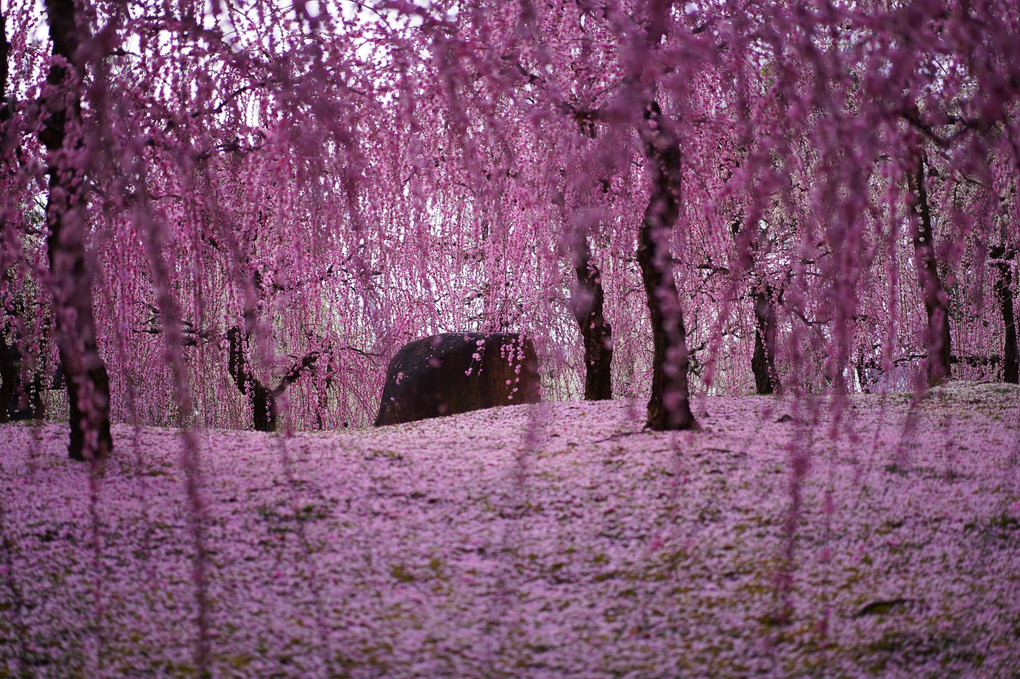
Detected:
left=2, top=382, right=1019, bottom=678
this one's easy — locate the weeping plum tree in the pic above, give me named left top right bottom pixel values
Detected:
left=908, top=152, right=953, bottom=387
left=39, top=0, right=112, bottom=460
left=990, top=245, right=1018, bottom=383
left=567, top=221, right=614, bottom=400
left=1, top=0, right=1018, bottom=445
left=502, top=0, right=705, bottom=427
left=751, top=283, right=781, bottom=395
left=0, top=268, right=48, bottom=422
left=635, top=98, right=698, bottom=429
left=226, top=325, right=320, bottom=432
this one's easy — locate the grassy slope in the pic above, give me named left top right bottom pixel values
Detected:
left=0, top=382, right=1018, bottom=677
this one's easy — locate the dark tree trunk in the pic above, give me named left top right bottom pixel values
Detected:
left=1, top=12, right=9, bottom=126
left=569, top=231, right=613, bottom=400
left=227, top=327, right=276, bottom=431
left=636, top=101, right=697, bottom=431
left=0, top=319, right=46, bottom=423
left=991, top=246, right=1018, bottom=383
left=41, top=0, right=113, bottom=461
left=908, top=154, right=951, bottom=387
left=1, top=15, right=15, bottom=422
left=227, top=326, right=319, bottom=432
left=751, top=285, right=781, bottom=395
left=0, top=339, right=16, bottom=423
left=727, top=210, right=782, bottom=395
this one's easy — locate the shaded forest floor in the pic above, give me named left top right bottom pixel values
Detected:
left=1, top=382, right=1019, bottom=677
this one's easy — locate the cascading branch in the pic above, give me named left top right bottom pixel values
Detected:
left=0, top=2, right=1015, bottom=445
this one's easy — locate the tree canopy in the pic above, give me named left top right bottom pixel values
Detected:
left=1, top=0, right=1018, bottom=456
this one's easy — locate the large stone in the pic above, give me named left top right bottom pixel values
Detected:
left=374, top=332, right=540, bottom=426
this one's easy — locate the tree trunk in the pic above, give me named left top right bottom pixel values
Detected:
left=0, top=338, right=17, bottom=423
left=1, top=12, right=10, bottom=126
left=636, top=100, right=697, bottom=431
left=908, top=154, right=951, bottom=387
left=569, top=230, right=613, bottom=400
left=751, top=285, right=781, bottom=395
left=991, top=246, right=1018, bottom=383
left=227, top=327, right=277, bottom=432
left=227, top=326, right=319, bottom=432
left=727, top=212, right=781, bottom=395
left=1, top=15, right=14, bottom=422
left=41, top=0, right=113, bottom=461
left=0, top=315, right=46, bottom=422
